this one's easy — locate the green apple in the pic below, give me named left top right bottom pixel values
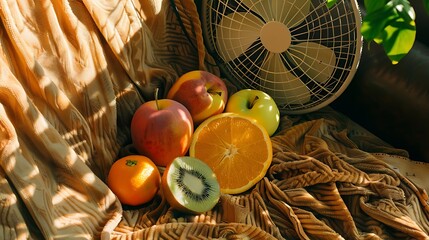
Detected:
left=225, top=89, right=280, bottom=136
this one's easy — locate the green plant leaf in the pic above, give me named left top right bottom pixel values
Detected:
left=361, top=0, right=416, bottom=64
left=361, top=5, right=396, bottom=40
left=379, top=19, right=416, bottom=64
left=327, top=0, right=418, bottom=64
left=326, top=0, right=337, bottom=8
left=390, top=0, right=416, bottom=22
left=364, top=0, right=388, bottom=13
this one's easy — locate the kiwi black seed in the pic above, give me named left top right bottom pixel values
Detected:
left=162, top=156, right=221, bottom=214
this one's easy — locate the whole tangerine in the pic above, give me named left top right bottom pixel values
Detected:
left=107, top=155, right=161, bottom=206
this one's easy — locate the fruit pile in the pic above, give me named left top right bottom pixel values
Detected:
left=107, top=70, right=280, bottom=214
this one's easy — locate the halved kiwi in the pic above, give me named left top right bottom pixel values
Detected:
left=161, top=156, right=221, bottom=214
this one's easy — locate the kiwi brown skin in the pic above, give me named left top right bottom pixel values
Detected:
left=161, top=156, right=221, bottom=214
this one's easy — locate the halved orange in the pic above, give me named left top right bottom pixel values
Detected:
left=189, top=113, right=273, bottom=194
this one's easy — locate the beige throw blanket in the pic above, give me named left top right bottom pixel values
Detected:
left=0, top=0, right=428, bottom=239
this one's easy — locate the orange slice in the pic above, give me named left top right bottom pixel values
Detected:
left=189, top=113, right=273, bottom=194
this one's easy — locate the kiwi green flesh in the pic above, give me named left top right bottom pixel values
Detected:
left=166, top=156, right=220, bottom=213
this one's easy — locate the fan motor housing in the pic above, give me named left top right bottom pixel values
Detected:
left=260, top=21, right=291, bottom=53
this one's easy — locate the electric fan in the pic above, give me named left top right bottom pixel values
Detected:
left=199, top=0, right=362, bottom=114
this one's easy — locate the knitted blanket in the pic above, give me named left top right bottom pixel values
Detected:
left=0, top=0, right=428, bottom=239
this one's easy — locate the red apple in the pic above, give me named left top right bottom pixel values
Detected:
left=167, top=70, right=228, bottom=125
left=131, top=97, right=194, bottom=167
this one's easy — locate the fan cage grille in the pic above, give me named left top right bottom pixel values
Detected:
left=200, top=0, right=362, bottom=114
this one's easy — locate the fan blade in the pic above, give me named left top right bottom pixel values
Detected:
left=288, top=42, right=336, bottom=83
left=274, top=0, right=310, bottom=28
left=241, top=0, right=310, bottom=28
left=216, top=12, right=264, bottom=62
left=241, top=0, right=272, bottom=22
left=259, top=54, right=311, bottom=105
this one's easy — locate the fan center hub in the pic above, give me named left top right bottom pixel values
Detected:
left=260, top=21, right=291, bottom=53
